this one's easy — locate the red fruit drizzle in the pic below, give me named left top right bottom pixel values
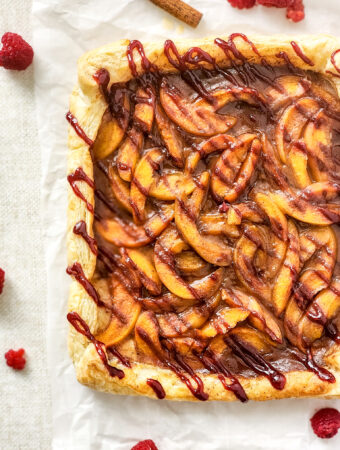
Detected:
left=215, top=34, right=261, bottom=62
left=73, top=220, right=98, bottom=255
left=147, top=379, right=166, bottom=399
left=67, top=167, right=95, bottom=213
left=66, top=111, right=93, bottom=147
left=0, top=268, right=5, bottom=294
left=330, top=49, right=340, bottom=75
left=66, top=262, right=104, bottom=308
left=290, top=41, right=314, bottom=66
left=310, top=408, right=340, bottom=439
left=225, top=335, right=286, bottom=390
left=126, top=40, right=158, bottom=78
left=93, top=68, right=110, bottom=103
left=67, top=312, right=124, bottom=379
left=298, top=348, right=336, bottom=383
left=108, top=347, right=131, bottom=368
left=4, top=348, right=26, bottom=370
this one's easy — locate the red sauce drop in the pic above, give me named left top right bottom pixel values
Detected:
left=301, top=348, right=336, bottom=383
left=67, top=167, right=95, bottom=213
left=147, top=379, right=166, bottom=399
left=66, top=111, right=93, bottom=147
left=73, top=220, right=98, bottom=255
left=290, top=41, right=314, bottom=66
left=67, top=311, right=124, bottom=379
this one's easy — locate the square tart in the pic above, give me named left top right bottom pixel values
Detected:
left=66, top=34, right=340, bottom=402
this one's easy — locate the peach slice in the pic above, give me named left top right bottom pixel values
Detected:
left=198, top=213, right=240, bottom=238
left=301, top=182, right=340, bottom=202
left=222, top=288, right=283, bottom=344
left=157, top=292, right=221, bottom=338
left=287, top=142, right=311, bottom=189
left=268, top=191, right=340, bottom=225
left=276, top=97, right=320, bottom=163
left=95, top=203, right=174, bottom=248
left=264, top=75, right=311, bottom=111
left=211, top=134, right=261, bottom=203
left=108, top=166, right=133, bottom=214
left=135, top=310, right=163, bottom=358
left=233, top=224, right=272, bottom=302
left=149, top=172, right=195, bottom=201
left=228, top=325, right=277, bottom=354
left=155, top=102, right=184, bottom=167
left=196, top=307, right=250, bottom=339
left=175, top=251, right=208, bottom=276
left=92, top=94, right=130, bottom=161
left=122, top=247, right=162, bottom=296
left=95, top=277, right=141, bottom=347
left=160, top=78, right=236, bottom=136
left=141, top=292, right=200, bottom=313
left=116, top=128, right=143, bottom=182
left=223, top=202, right=264, bottom=225
left=304, top=109, right=333, bottom=182
left=271, top=220, right=300, bottom=316
left=154, top=239, right=224, bottom=300
left=253, top=192, right=288, bottom=242
left=134, top=88, right=155, bottom=134
left=166, top=337, right=206, bottom=356
left=299, top=279, right=340, bottom=348
left=130, top=148, right=164, bottom=224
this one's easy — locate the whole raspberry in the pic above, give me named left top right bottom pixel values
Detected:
left=0, top=32, right=34, bottom=71
left=310, top=408, right=340, bottom=439
left=4, top=348, right=26, bottom=370
left=227, top=0, right=256, bottom=9
left=0, top=268, right=5, bottom=294
left=131, top=440, right=158, bottom=450
left=257, top=0, right=288, bottom=6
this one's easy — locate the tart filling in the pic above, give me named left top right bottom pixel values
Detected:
left=67, top=35, right=340, bottom=402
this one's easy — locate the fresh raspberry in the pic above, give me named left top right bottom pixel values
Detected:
left=0, top=268, right=5, bottom=294
left=131, top=440, right=158, bottom=450
left=4, top=348, right=26, bottom=370
left=286, top=0, right=304, bottom=22
left=0, top=32, right=34, bottom=71
left=310, top=408, right=340, bottom=439
left=257, top=0, right=288, bottom=6
left=227, top=0, right=256, bottom=9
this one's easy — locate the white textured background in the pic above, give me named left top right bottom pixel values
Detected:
left=0, top=1, right=52, bottom=449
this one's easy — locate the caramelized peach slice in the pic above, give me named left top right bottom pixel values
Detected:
left=135, top=311, right=163, bottom=358
left=304, top=109, right=334, bottom=182
left=167, top=337, right=206, bottom=356
left=224, top=202, right=264, bottom=225
left=299, top=279, right=340, bottom=347
left=211, top=134, right=261, bottom=203
left=276, top=97, right=320, bottom=163
left=301, top=182, right=340, bottom=202
left=222, top=288, right=283, bottom=344
left=271, top=220, right=300, bottom=316
left=265, top=75, right=311, bottom=111
left=198, top=213, right=240, bottom=238
left=253, top=192, right=288, bottom=242
left=130, top=148, right=164, bottom=224
left=268, top=191, right=340, bottom=225
left=149, top=172, right=196, bottom=201
left=95, top=204, right=174, bottom=248
left=116, top=128, right=143, bottom=182
left=287, top=142, right=310, bottom=189
left=154, top=239, right=224, bottom=300
left=108, top=166, right=132, bottom=213
left=141, top=292, right=200, bottom=313
left=175, top=251, right=208, bottom=276
left=134, top=88, right=155, bottom=133
left=122, top=248, right=162, bottom=296
left=196, top=307, right=250, bottom=339
left=95, top=278, right=141, bottom=347
left=93, top=95, right=129, bottom=160
left=228, top=325, right=277, bottom=354
left=157, top=292, right=221, bottom=337
left=175, top=198, right=232, bottom=266
left=160, top=78, right=236, bottom=136
left=155, top=102, right=183, bottom=167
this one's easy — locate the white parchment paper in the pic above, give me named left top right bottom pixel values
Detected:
left=32, top=0, right=340, bottom=448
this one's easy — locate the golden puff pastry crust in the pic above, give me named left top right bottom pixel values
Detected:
left=67, top=33, right=340, bottom=401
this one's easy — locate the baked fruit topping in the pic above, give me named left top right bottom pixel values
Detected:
left=67, top=37, right=340, bottom=402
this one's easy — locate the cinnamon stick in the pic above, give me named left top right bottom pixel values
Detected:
left=149, top=0, right=203, bottom=28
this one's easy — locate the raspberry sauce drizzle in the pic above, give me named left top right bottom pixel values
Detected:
left=73, top=220, right=98, bottom=255
left=67, top=167, right=94, bottom=213
left=290, top=41, right=314, bottom=66
left=67, top=312, right=124, bottom=379
left=147, top=379, right=166, bottom=399
left=127, top=40, right=158, bottom=78
left=66, top=111, right=93, bottom=146
left=108, top=347, right=131, bottom=368
left=66, top=262, right=104, bottom=307
left=93, top=68, right=110, bottom=103
left=225, top=336, right=286, bottom=390
left=330, top=49, right=340, bottom=74
left=295, top=348, right=336, bottom=383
